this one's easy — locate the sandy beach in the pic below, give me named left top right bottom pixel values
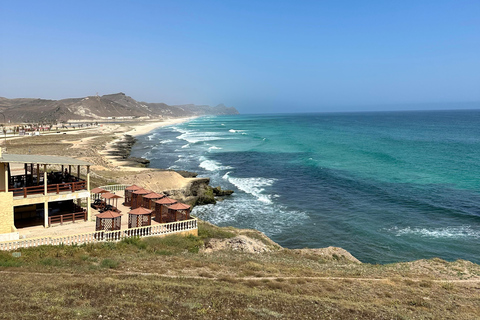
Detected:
left=5, top=117, right=206, bottom=203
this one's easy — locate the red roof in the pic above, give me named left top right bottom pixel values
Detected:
left=128, top=207, right=153, bottom=215
left=96, top=210, right=122, bottom=219
left=91, top=187, right=108, bottom=194
left=133, top=189, right=151, bottom=195
left=168, top=203, right=191, bottom=211
left=143, top=192, right=165, bottom=199
left=125, top=184, right=142, bottom=191
left=155, top=197, right=177, bottom=205
left=102, top=192, right=123, bottom=199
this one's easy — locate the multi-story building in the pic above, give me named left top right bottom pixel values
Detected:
left=0, top=148, right=91, bottom=241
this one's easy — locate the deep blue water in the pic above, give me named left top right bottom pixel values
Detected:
left=131, top=110, right=480, bottom=264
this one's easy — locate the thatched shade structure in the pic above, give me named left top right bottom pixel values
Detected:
left=131, top=189, right=151, bottom=209
left=124, top=184, right=142, bottom=206
left=142, top=192, right=165, bottom=210
left=101, top=192, right=123, bottom=210
left=128, top=207, right=153, bottom=228
left=91, top=187, right=108, bottom=200
left=167, top=202, right=191, bottom=222
left=154, top=197, right=177, bottom=223
left=95, top=210, right=122, bottom=231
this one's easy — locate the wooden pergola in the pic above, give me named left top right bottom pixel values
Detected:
left=128, top=207, right=153, bottom=228
left=95, top=210, right=122, bottom=231
left=154, top=197, right=177, bottom=223
left=167, top=202, right=191, bottom=222
left=124, top=184, right=142, bottom=206
left=101, top=192, right=122, bottom=212
left=142, top=192, right=165, bottom=211
left=131, top=189, right=151, bottom=209
left=91, top=187, right=108, bottom=200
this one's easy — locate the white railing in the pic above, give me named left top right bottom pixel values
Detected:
left=0, top=218, right=197, bottom=251
left=90, top=184, right=128, bottom=200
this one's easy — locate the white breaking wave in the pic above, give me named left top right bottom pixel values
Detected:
left=181, top=144, right=190, bottom=148
left=222, top=172, right=277, bottom=204
left=159, top=139, right=173, bottom=144
left=199, top=160, right=233, bottom=172
left=208, top=146, right=222, bottom=151
left=176, top=130, right=225, bottom=144
left=390, top=226, right=479, bottom=239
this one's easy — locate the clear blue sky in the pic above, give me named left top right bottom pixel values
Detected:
left=1, top=0, right=479, bottom=113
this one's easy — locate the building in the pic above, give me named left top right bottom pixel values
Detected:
left=0, top=148, right=91, bottom=241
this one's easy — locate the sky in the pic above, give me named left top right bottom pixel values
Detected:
left=0, top=0, right=479, bottom=114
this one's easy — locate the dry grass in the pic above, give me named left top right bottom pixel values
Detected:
left=0, top=227, right=479, bottom=319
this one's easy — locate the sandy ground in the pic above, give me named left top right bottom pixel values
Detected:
left=7, top=117, right=200, bottom=239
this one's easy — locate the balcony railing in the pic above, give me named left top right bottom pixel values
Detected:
left=7, top=180, right=87, bottom=198
left=48, top=211, right=87, bottom=227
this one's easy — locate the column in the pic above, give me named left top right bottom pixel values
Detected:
left=44, top=165, right=47, bottom=195
left=86, top=166, right=91, bottom=221
left=44, top=200, right=49, bottom=228
left=4, top=162, right=8, bottom=192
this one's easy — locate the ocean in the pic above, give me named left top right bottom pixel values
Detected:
left=131, top=110, right=480, bottom=264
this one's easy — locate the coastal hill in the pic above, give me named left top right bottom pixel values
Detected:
left=0, top=92, right=239, bottom=123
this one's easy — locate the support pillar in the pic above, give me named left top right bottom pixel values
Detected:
left=44, top=165, right=47, bottom=195
left=77, top=165, right=80, bottom=180
left=44, top=200, right=49, bottom=228
left=37, top=164, right=40, bottom=185
left=87, top=166, right=91, bottom=221
left=4, top=162, right=8, bottom=192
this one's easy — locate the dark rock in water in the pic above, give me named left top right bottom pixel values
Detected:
left=212, top=186, right=234, bottom=196
left=175, top=170, right=198, bottom=178
left=127, top=157, right=150, bottom=167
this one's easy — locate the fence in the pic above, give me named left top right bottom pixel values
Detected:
left=48, top=211, right=87, bottom=227
left=0, top=218, right=197, bottom=251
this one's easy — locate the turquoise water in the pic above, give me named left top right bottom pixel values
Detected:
left=131, top=110, right=480, bottom=264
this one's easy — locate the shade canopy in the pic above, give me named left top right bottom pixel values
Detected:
left=143, top=192, right=165, bottom=199
left=91, top=187, right=108, bottom=194
left=96, top=210, right=122, bottom=219
left=125, top=184, right=142, bottom=191
left=102, top=192, right=123, bottom=199
left=155, top=197, right=177, bottom=205
left=133, top=189, right=151, bottom=195
left=128, top=207, right=153, bottom=215
left=168, top=203, right=191, bottom=210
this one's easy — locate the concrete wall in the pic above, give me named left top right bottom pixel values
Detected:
left=0, top=192, right=14, bottom=234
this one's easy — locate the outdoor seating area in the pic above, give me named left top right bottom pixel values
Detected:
left=93, top=184, right=192, bottom=232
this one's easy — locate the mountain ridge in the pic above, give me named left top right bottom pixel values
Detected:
left=0, top=92, right=239, bottom=123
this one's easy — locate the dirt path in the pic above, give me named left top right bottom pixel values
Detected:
left=1, top=269, right=479, bottom=284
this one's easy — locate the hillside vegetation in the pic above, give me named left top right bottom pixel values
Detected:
left=0, top=222, right=479, bottom=320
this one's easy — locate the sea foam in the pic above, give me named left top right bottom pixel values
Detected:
left=390, top=226, right=479, bottom=239
left=222, top=172, right=277, bottom=204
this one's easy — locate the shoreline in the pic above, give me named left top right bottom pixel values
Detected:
left=101, top=117, right=196, bottom=170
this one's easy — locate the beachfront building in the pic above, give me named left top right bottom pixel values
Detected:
left=0, top=148, right=91, bottom=241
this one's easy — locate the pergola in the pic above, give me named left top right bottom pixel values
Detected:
left=154, top=197, right=177, bottom=223
left=101, top=192, right=122, bottom=212
left=167, top=202, right=191, bottom=222
left=131, top=188, right=151, bottom=209
left=142, top=192, right=165, bottom=211
left=95, top=210, right=122, bottom=231
left=124, top=184, right=142, bottom=206
left=91, top=187, right=108, bottom=200
left=128, top=207, right=152, bottom=228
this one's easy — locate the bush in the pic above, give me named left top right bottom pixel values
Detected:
left=100, top=258, right=120, bottom=269
left=198, top=222, right=235, bottom=240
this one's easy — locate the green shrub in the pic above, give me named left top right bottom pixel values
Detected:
left=100, top=258, right=119, bottom=269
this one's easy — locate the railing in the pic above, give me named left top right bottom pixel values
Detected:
left=91, top=184, right=128, bottom=201
left=10, top=181, right=87, bottom=198
left=0, top=218, right=198, bottom=251
left=48, top=211, right=87, bottom=227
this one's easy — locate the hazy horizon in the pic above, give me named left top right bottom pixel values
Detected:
left=1, top=1, right=479, bottom=114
